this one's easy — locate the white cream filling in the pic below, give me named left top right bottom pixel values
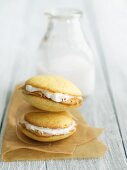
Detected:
left=21, top=120, right=76, bottom=135
left=25, top=85, right=81, bottom=103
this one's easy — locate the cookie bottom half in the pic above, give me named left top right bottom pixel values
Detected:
left=18, top=125, right=76, bottom=142
left=23, top=94, right=81, bottom=112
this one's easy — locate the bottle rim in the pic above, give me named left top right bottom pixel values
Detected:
left=44, top=8, right=83, bottom=19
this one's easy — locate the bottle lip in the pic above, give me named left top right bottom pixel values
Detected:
left=44, top=8, right=83, bottom=19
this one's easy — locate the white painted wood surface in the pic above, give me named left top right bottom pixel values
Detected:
left=0, top=0, right=127, bottom=169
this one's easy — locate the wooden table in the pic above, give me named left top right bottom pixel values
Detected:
left=0, top=0, right=127, bottom=169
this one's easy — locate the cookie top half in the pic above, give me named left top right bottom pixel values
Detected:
left=25, top=75, right=82, bottom=96
left=24, top=111, right=74, bottom=129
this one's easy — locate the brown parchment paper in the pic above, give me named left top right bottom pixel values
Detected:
left=1, top=87, right=107, bottom=162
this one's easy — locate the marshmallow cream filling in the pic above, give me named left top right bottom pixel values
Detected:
left=21, top=120, right=76, bottom=135
left=25, top=85, right=81, bottom=103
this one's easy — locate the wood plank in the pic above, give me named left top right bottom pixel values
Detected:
left=0, top=161, right=47, bottom=170
left=0, top=55, right=18, bottom=132
left=88, top=0, right=127, bottom=158
left=0, top=54, right=47, bottom=170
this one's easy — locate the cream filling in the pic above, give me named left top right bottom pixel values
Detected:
left=25, top=85, right=81, bottom=103
left=21, top=120, right=76, bottom=135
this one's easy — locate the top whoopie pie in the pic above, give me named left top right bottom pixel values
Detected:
left=21, top=75, right=83, bottom=112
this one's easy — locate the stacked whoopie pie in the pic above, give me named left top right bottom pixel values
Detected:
left=18, top=75, right=83, bottom=142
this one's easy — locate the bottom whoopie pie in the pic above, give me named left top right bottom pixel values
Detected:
left=18, top=111, right=76, bottom=142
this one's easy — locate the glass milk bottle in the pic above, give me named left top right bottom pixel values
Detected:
left=38, top=9, right=95, bottom=96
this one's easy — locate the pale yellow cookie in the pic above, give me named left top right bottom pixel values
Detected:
left=18, top=111, right=76, bottom=142
left=21, top=75, right=83, bottom=111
